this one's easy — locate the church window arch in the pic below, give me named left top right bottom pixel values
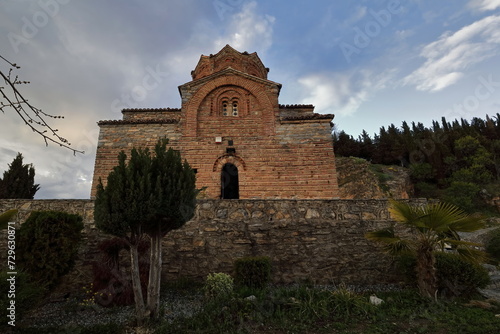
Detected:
left=232, top=101, right=238, bottom=116
left=222, top=98, right=239, bottom=117
left=222, top=100, right=229, bottom=116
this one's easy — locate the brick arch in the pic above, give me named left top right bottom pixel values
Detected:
left=184, top=74, right=277, bottom=136
left=213, top=154, right=246, bottom=172
left=208, top=86, right=247, bottom=116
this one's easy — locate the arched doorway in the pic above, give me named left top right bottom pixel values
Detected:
left=221, top=163, right=239, bottom=199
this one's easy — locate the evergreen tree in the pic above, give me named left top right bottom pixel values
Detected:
left=333, top=130, right=360, bottom=157
left=0, top=153, right=40, bottom=199
left=334, top=114, right=500, bottom=210
left=94, top=138, right=198, bottom=324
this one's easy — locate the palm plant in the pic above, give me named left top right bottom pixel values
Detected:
left=366, top=200, right=486, bottom=299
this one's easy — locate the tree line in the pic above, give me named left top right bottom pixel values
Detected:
left=334, top=114, right=500, bottom=211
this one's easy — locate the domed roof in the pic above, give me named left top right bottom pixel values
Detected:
left=191, top=45, right=269, bottom=81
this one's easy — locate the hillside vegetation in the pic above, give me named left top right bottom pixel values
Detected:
left=334, top=114, right=500, bottom=213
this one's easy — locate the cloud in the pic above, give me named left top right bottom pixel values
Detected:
left=469, top=0, right=500, bottom=11
left=298, top=69, right=393, bottom=117
left=214, top=1, right=275, bottom=53
left=404, top=15, right=500, bottom=92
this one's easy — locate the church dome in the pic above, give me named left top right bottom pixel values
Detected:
left=191, top=45, right=269, bottom=81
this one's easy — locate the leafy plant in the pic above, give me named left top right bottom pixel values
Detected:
left=17, top=210, right=83, bottom=290
left=329, top=284, right=373, bottom=319
left=366, top=200, right=486, bottom=299
left=436, top=252, right=490, bottom=297
left=203, top=272, right=234, bottom=300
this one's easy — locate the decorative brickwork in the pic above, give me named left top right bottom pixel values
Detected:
left=91, top=45, right=339, bottom=199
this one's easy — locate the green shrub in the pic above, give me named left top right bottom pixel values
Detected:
left=486, top=228, right=500, bottom=264
left=234, top=256, right=271, bottom=289
left=436, top=252, right=490, bottom=297
left=396, top=252, right=490, bottom=297
left=17, top=210, right=84, bottom=289
left=443, top=181, right=480, bottom=213
left=203, top=272, right=234, bottom=299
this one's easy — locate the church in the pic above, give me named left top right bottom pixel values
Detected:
left=91, top=45, right=339, bottom=199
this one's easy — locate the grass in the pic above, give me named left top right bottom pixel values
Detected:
left=9, top=284, right=500, bottom=334
left=153, top=286, right=500, bottom=334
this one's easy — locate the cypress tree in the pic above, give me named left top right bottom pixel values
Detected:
left=0, top=153, right=40, bottom=199
left=94, top=138, right=198, bottom=324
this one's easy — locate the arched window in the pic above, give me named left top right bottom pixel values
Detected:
left=232, top=101, right=238, bottom=116
left=222, top=99, right=239, bottom=116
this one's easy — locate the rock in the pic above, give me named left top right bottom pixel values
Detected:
left=305, top=209, right=320, bottom=219
left=479, top=289, right=500, bottom=303
left=245, top=295, right=257, bottom=301
left=369, top=295, right=384, bottom=306
left=336, top=157, right=413, bottom=199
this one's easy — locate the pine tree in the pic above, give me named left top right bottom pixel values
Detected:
left=0, top=153, right=40, bottom=199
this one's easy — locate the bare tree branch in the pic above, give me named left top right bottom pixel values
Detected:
left=0, top=55, right=84, bottom=155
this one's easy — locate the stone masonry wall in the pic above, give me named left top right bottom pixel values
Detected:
left=0, top=199, right=424, bottom=294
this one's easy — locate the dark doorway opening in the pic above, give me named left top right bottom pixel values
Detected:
left=221, top=163, right=239, bottom=199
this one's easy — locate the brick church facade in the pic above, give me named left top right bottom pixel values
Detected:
left=91, top=45, right=339, bottom=199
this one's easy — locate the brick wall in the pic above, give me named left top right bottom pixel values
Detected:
left=0, top=199, right=425, bottom=293
left=91, top=46, right=340, bottom=199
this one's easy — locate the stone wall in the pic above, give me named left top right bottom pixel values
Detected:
left=0, top=199, right=424, bottom=294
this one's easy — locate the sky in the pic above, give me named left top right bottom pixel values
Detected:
left=1, top=0, right=500, bottom=199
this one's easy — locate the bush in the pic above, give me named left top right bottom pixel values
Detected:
left=396, top=252, right=490, bottom=297
left=437, top=252, right=490, bottom=297
left=17, top=211, right=84, bottom=290
left=443, top=181, right=480, bottom=213
left=234, top=256, right=271, bottom=289
left=203, top=272, right=234, bottom=300
left=486, top=228, right=500, bottom=264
